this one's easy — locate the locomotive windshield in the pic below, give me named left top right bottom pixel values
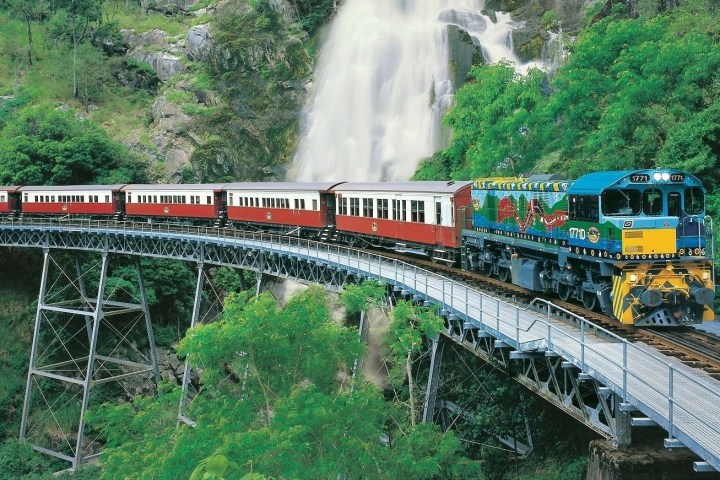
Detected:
left=600, top=186, right=704, bottom=217
left=601, top=189, right=640, bottom=216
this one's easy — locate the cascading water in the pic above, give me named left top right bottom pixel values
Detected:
left=289, top=0, right=539, bottom=182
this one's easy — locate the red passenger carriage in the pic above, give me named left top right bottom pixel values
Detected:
left=122, top=184, right=226, bottom=220
left=331, top=181, right=473, bottom=261
left=0, top=187, right=20, bottom=215
left=224, top=182, right=343, bottom=231
left=19, top=185, right=125, bottom=216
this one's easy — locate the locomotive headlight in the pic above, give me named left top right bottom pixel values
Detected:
left=629, top=273, right=638, bottom=283
left=661, top=172, right=670, bottom=181
left=653, top=172, right=662, bottom=181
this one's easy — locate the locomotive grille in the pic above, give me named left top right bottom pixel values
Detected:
left=625, top=245, right=644, bottom=253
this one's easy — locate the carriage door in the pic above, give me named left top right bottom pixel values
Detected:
left=322, top=193, right=335, bottom=227
left=434, top=196, right=443, bottom=245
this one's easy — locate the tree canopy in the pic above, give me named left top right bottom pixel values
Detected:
left=88, top=287, right=473, bottom=479
left=0, top=104, right=146, bottom=185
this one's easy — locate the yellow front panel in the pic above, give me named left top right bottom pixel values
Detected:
left=622, top=229, right=676, bottom=255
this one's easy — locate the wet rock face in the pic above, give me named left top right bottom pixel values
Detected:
left=484, top=0, right=600, bottom=62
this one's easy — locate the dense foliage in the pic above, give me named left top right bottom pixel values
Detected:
left=0, top=104, right=146, bottom=185
left=417, top=0, right=720, bottom=186
left=88, top=287, right=473, bottom=479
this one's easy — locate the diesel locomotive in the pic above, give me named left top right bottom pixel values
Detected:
left=0, top=168, right=714, bottom=327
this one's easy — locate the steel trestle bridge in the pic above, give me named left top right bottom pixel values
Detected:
left=1, top=218, right=719, bottom=473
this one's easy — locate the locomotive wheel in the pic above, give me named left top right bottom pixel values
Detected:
left=497, top=266, right=510, bottom=282
left=558, top=283, right=571, bottom=301
left=582, top=291, right=597, bottom=311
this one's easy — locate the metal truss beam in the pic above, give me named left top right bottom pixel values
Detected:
left=440, top=313, right=631, bottom=446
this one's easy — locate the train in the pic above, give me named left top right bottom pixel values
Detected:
left=0, top=168, right=715, bottom=327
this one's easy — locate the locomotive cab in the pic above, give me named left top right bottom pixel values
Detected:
left=567, top=169, right=714, bottom=326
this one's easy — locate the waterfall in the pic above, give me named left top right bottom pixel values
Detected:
left=289, top=0, right=536, bottom=182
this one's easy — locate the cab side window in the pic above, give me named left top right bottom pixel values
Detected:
left=685, top=187, right=704, bottom=214
left=569, top=195, right=599, bottom=222
left=668, top=192, right=681, bottom=217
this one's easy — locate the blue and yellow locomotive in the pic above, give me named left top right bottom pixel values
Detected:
left=463, top=169, right=715, bottom=327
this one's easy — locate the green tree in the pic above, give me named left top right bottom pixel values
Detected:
left=46, top=0, right=104, bottom=98
left=0, top=0, right=48, bottom=66
left=386, top=300, right=444, bottom=426
left=0, top=104, right=146, bottom=185
left=0, top=439, right=52, bottom=479
left=442, top=62, right=547, bottom=178
left=90, top=288, right=474, bottom=479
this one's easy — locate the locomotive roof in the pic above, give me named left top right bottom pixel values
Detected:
left=333, top=181, right=473, bottom=194
left=19, top=184, right=127, bottom=191
left=223, top=182, right=345, bottom=192
left=568, top=169, right=703, bottom=195
left=122, top=183, right=227, bottom=191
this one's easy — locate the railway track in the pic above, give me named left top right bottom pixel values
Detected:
left=370, top=249, right=720, bottom=380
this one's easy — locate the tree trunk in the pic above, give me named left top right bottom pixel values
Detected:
left=407, top=349, right=415, bottom=426
left=25, top=18, right=32, bottom=66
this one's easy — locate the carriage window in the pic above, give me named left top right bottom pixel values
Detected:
left=569, top=195, right=599, bottom=222
left=411, top=201, right=425, bottom=223
left=338, top=197, right=348, bottom=215
left=349, top=198, right=359, bottom=216
left=0, top=195, right=4, bottom=202
left=436, top=202, right=442, bottom=225
left=300, top=199, right=306, bottom=210
left=52, top=196, right=56, bottom=202
left=362, top=198, right=373, bottom=217
left=207, top=196, right=211, bottom=205
left=643, top=189, right=663, bottom=216
left=312, top=199, right=317, bottom=211
left=668, top=192, right=680, bottom=217
left=601, top=189, right=640, bottom=216
left=24, top=194, right=28, bottom=202
left=685, top=187, right=704, bottom=214
left=378, top=199, right=389, bottom=219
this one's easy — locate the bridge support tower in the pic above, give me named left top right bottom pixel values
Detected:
left=19, top=250, right=160, bottom=468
